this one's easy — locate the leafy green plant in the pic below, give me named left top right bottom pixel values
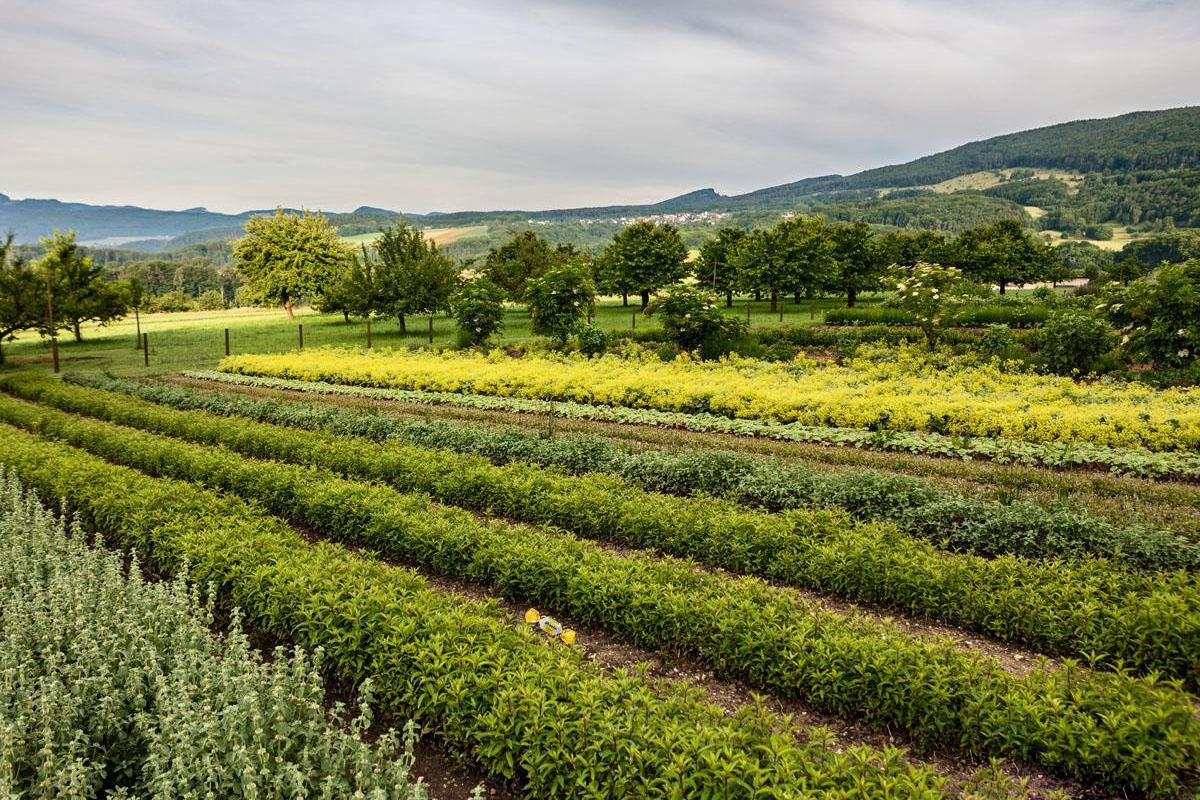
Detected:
left=1033, top=309, right=1117, bottom=375
left=0, top=428, right=957, bottom=800
left=2, top=379, right=1199, bottom=798
left=450, top=276, right=505, bottom=347
left=0, top=470, right=427, bottom=800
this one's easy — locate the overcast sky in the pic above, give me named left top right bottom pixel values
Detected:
left=3, top=0, right=1198, bottom=214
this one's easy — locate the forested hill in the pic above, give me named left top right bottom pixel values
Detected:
left=407, top=106, right=1200, bottom=223
left=3, top=105, right=1197, bottom=242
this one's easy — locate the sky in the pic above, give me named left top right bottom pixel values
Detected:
left=3, top=0, right=1199, bottom=214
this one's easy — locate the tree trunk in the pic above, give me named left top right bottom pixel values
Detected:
left=399, top=314, right=407, bottom=334
left=342, top=310, right=350, bottom=323
left=621, top=293, right=628, bottom=307
left=754, top=290, right=761, bottom=301
left=769, top=290, right=778, bottom=313
left=0, top=340, right=4, bottom=365
left=998, top=281, right=1007, bottom=295
left=284, top=300, right=295, bottom=319
left=794, top=290, right=801, bottom=305
left=73, top=320, right=82, bottom=342
left=725, top=291, right=733, bottom=308
left=640, top=290, right=650, bottom=310
left=847, top=288, right=857, bottom=308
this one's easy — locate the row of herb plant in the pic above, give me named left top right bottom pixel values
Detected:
left=0, top=471, right=429, bottom=800
left=185, top=369, right=1200, bottom=479
left=67, top=372, right=1196, bottom=571
left=0, top=427, right=948, bottom=800
left=0, top=387, right=1196, bottom=797
left=7, top=373, right=1199, bottom=689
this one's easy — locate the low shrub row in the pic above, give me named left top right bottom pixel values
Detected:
left=0, top=428, right=948, bottom=800
left=0, top=471, right=428, bottom=800
left=8, top=375, right=1199, bottom=689
left=68, top=373, right=1198, bottom=572
left=824, top=305, right=1050, bottom=329
left=1, top=386, right=1198, bottom=797
left=216, top=347, right=1200, bottom=452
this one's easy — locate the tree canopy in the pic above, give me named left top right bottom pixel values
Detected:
left=232, top=209, right=349, bottom=318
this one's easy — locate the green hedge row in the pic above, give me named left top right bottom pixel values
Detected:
left=66, top=373, right=1197, bottom=572
left=187, top=369, right=1200, bottom=479
left=0, top=428, right=951, bottom=800
left=1, top=384, right=1198, bottom=797
left=0, top=471, right=427, bottom=800
left=824, top=306, right=1050, bottom=329
left=8, top=373, right=1200, bottom=689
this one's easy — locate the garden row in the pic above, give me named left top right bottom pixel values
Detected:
left=71, top=372, right=1197, bottom=571
left=6, top=373, right=1198, bottom=688
left=0, top=471, right=429, bottom=800
left=216, top=346, right=1200, bottom=453
left=1, top=382, right=1198, bottom=797
left=187, top=369, right=1200, bottom=479
left=0, top=428, right=949, bottom=800
left=824, top=305, right=1050, bottom=328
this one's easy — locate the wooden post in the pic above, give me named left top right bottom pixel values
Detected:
left=779, top=306, right=784, bottom=324
left=810, top=298, right=817, bottom=320
left=298, top=324, right=304, bottom=350
left=366, top=319, right=373, bottom=349
left=428, top=315, right=433, bottom=345
left=746, top=302, right=751, bottom=322
left=51, top=339, right=60, bottom=374
left=224, top=328, right=230, bottom=356
left=142, top=333, right=149, bottom=366
left=631, top=312, right=636, bottom=330
left=134, top=307, right=142, bottom=349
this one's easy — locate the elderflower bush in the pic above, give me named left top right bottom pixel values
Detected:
left=219, top=342, right=1200, bottom=452
left=0, top=471, right=428, bottom=800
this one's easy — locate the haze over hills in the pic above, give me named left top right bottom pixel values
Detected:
left=2, top=106, right=1198, bottom=246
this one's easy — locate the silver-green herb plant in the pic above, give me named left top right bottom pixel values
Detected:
left=0, top=471, right=429, bottom=800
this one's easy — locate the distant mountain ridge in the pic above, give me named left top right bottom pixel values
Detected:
left=3, top=105, right=1197, bottom=245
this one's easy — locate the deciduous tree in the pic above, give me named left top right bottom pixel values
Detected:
left=232, top=209, right=349, bottom=318
left=599, top=221, right=687, bottom=310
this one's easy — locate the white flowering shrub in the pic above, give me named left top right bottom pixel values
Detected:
left=887, top=261, right=964, bottom=347
left=0, top=471, right=428, bottom=800
left=1099, top=259, right=1200, bottom=368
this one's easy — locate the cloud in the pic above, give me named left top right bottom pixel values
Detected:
left=1, top=0, right=1197, bottom=213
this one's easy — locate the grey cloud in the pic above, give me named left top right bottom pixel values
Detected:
left=2, top=0, right=1198, bottom=213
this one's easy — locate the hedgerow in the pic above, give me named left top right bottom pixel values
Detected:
left=186, top=370, right=1200, bottom=479
left=0, top=471, right=428, bottom=800
left=216, top=346, right=1200, bottom=451
left=65, top=372, right=1199, bottom=571
left=0, top=428, right=950, bottom=800
left=0, top=387, right=1197, bottom=796
left=7, top=374, right=1200, bottom=689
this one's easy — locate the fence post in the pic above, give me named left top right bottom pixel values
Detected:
left=631, top=312, right=636, bottom=330
left=779, top=307, right=784, bottom=324
left=428, top=315, right=433, bottom=345
left=298, top=324, right=304, bottom=350
left=224, top=328, right=230, bottom=357
left=52, top=339, right=60, bottom=373
left=746, top=302, right=751, bottom=322
left=366, top=319, right=372, bottom=349
left=142, top=333, right=149, bottom=366
left=810, top=298, right=817, bottom=320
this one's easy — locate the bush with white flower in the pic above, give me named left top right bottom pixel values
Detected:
left=1099, top=259, right=1200, bottom=368
left=888, top=262, right=965, bottom=347
left=648, top=282, right=746, bottom=358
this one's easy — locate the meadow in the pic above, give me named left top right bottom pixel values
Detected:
left=2, top=301, right=1199, bottom=800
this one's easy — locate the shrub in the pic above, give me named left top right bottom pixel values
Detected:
left=1102, top=259, right=1200, bottom=368
left=1033, top=310, right=1117, bottom=375
left=647, top=282, right=746, bottom=358
left=194, top=289, right=227, bottom=311
left=451, top=276, right=505, bottom=347
left=575, top=323, right=609, bottom=357
left=526, top=260, right=594, bottom=345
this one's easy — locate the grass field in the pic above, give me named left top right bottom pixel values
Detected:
left=0, top=295, right=868, bottom=376
left=342, top=224, right=491, bottom=248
